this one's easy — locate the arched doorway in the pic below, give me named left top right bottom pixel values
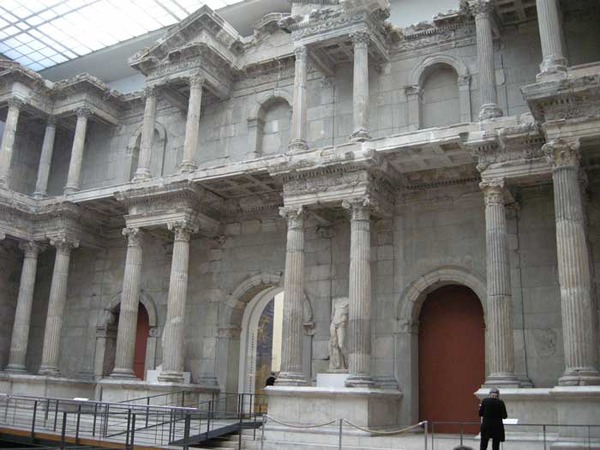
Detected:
left=133, top=304, right=150, bottom=380
left=239, top=289, right=283, bottom=411
left=418, top=285, right=485, bottom=433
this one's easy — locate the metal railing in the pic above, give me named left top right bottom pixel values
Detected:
left=0, top=392, right=265, bottom=449
left=429, top=421, right=600, bottom=449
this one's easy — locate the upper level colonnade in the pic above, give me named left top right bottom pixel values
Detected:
left=0, top=0, right=596, bottom=207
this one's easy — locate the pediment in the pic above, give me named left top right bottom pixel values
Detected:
left=129, top=5, right=243, bottom=75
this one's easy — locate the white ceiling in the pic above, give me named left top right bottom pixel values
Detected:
left=0, top=0, right=288, bottom=74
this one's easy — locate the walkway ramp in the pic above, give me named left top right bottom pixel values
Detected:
left=169, top=419, right=262, bottom=446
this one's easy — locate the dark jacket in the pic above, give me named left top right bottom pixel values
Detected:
left=479, top=397, right=507, bottom=441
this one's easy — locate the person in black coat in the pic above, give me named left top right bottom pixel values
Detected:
left=479, top=387, right=508, bottom=450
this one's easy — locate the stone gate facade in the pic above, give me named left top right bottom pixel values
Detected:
left=0, top=0, right=599, bottom=444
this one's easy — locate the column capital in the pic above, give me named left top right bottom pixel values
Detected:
left=0, top=232, right=5, bottom=240
left=122, top=227, right=144, bottom=246
left=75, top=107, right=92, bottom=118
left=279, top=205, right=305, bottom=226
left=342, top=197, right=371, bottom=220
left=350, top=31, right=371, bottom=46
left=50, top=237, right=79, bottom=252
left=168, top=221, right=198, bottom=241
left=480, top=178, right=506, bottom=205
left=470, top=0, right=494, bottom=17
left=189, top=74, right=205, bottom=89
left=143, top=85, right=159, bottom=99
left=458, top=74, right=472, bottom=86
left=46, top=116, right=58, bottom=126
left=18, top=240, right=45, bottom=257
left=294, top=45, right=309, bottom=60
left=543, top=139, right=580, bottom=169
left=404, top=84, right=423, bottom=97
left=7, top=97, right=25, bottom=110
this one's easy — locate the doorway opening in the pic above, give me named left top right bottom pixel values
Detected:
left=418, top=285, right=485, bottom=434
left=238, top=289, right=283, bottom=412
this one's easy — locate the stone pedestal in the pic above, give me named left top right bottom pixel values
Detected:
left=266, top=386, right=402, bottom=429
left=96, top=377, right=217, bottom=404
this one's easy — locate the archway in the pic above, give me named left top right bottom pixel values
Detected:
left=418, top=285, right=485, bottom=433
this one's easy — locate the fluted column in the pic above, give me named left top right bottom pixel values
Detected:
left=39, top=238, right=78, bottom=376
left=158, top=222, right=196, bottom=383
left=288, top=46, right=309, bottom=152
left=343, top=198, right=373, bottom=387
left=111, top=228, right=144, bottom=378
left=133, top=87, right=158, bottom=181
left=536, top=0, right=567, bottom=77
left=543, top=140, right=600, bottom=386
left=33, top=117, right=58, bottom=198
left=0, top=98, right=24, bottom=188
left=180, top=75, right=203, bottom=172
left=480, top=179, right=519, bottom=386
left=6, top=241, right=44, bottom=372
left=470, top=0, right=502, bottom=120
left=64, top=108, right=91, bottom=194
left=276, top=206, right=307, bottom=386
left=350, top=32, right=371, bottom=142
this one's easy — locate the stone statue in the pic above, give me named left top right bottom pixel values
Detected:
left=329, top=296, right=349, bottom=371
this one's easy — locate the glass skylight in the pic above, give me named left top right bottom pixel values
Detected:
left=0, top=0, right=245, bottom=72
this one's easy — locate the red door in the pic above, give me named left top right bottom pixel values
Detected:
left=133, top=305, right=149, bottom=380
left=418, top=285, right=485, bottom=434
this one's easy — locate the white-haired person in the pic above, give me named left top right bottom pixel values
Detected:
left=479, top=387, right=507, bottom=450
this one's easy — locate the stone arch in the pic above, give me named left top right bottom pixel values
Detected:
left=405, top=54, right=472, bottom=129
left=127, top=122, right=168, bottom=179
left=94, top=291, right=160, bottom=379
left=394, top=266, right=486, bottom=423
left=106, top=290, right=158, bottom=328
left=397, top=266, right=486, bottom=329
left=248, top=90, right=293, bottom=156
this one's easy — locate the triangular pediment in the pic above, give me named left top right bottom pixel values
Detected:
left=129, top=5, right=243, bottom=75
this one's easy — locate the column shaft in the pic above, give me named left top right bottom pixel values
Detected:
left=0, top=99, right=23, bottom=188
left=111, top=228, right=144, bottom=378
left=39, top=239, right=77, bottom=375
left=6, top=242, right=42, bottom=372
left=289, top=46, right=309, bottom=152
left=64, top=109, right=90, bottom=194
left=33, top=118, right=57, bottom=198
left=351, top=33, right=370, bottom=141
left=344, top=199, right=373, bottom=387
left=276, top=207, right=307, bottom=386
left=180, top=76, right=203, bottom=172
left=536, top=0, right=567, bottom=76
left=133, top=88, right=157, bottom=181
left=480, top=180, right=518, bottom=385
left=158, top=223, right=195, bottom=383
left=544, top=141, right=600, bottom=385
left=472, top=1, right=502, bottom=120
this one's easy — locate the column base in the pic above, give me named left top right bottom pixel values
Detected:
left=288, top=139, right=308, bottom=153
left=345, top=374, right=374, bottom=388
left=157, top=371, right=185, bottom=384
left=350, top=128, right=370, bottom=142
left=537, top=56, right=568, bottom=81
left=32, top=191, right=47, bottom=199
left=478, top=104, right=503, bottom=121
left=558, top=369, right=600, bottom=386
left=109, top=368, right=138, bottom=379
left=63, top=185, right=79, bottom=195
left=0, top=178, right=9, bottom=189
left=4, top=364, right=27, bottom=373
left=38, top=366, right=60, bottom=377
left=275, top=371, right=307, bottom=386
left=483, top=373, right=523, bottom=388
left=178, top=161, right=198, bottom=173
left=132, top=169, right=152, bottom=182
